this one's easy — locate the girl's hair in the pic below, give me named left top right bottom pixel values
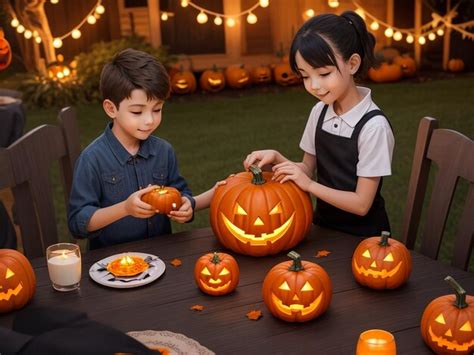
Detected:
left=289, top=11, right=376, bottom=80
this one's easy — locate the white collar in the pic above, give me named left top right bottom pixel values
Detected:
left=324, top=87, right=373, bottom=128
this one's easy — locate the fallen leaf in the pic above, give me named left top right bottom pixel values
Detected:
left=190, top=304, right=204, bottom=311
left=246, top=309, right=263, bottom=320
left=170, top=258, right=182, bottom=267
left=314, top=250, right=331, bottom=258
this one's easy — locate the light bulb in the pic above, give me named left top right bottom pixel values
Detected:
left=181, top=0, right=189, bottom=7
left=384, top=28, right=394, bottom=37
left=437, top=28, right=444, bottom=36
left=226, top=18, right=236, bottom=27
left=11, top=18, right=19, bottom=28
left=16, top=25, right=25, bottom=34
left=50, top=0, right=59, bottom=4
left=428, top=33, right=436, bottom=41
left=406, top=35, right=414, bottom=43
left=370, top=21, right=379, bottom=30
left=197, top=12, right=208, bottom=24
left=71, top=29, right=81, bottom=39
left=63, top=67, right=71, bottom=76
left=247, top=12, right=257, bottom=24
left=53, top=38, right=63, bottom=48
left=57, top=72, right=64, bottom=79
left=95, top=5, right=105, bottom=14
left=418, top=36, right=426, bottom=45
left=393, top=31, right=402, bottom=41
left=305, top=9, right=315, bottom=18
left=328, top=0, right=339, bottom=8
left=87, top=15, right=97, bottom=24
left=259, top=0, right=269, bottom=8
left=214, top=16, right=223, bottom=26
left=24, top=30, right=33, bottom=39
left=35, top=36, right=42, bottom=44
left=161, top=12, right=168, bottom=21
left=355, top=9, right=365, bottom=20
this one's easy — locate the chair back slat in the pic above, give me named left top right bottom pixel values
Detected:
left=452, top=185, right=474, bottom=270
left=58, top=107, right=80, bottom=200
left=0, top=149, right=14, bottom=188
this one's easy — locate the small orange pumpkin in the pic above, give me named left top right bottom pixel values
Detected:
left=368, top=63, right=403, bottom=83
left=250, top=65, right=272, bottom=85
left=376, top=47, right=400, bottom=62
left=352, top=231, right=412, bottom=290
left=393, top=55, right=417, bottom=77
left=171, top=68, right=197, bottom=95
left=225, top=65, right=250, bottom=89
left=141, top=186, right=182, bottom=214
left=262, top=251, right=332, bottom=322
left=421, top=276, right=474, bottom=354
left=273, top=63, right=300, bottom=86
left=448, top=58, right=465, bottom=73
left=199, top=65, right=226, bottom=93
left=0, top=29, right=12, bottom=71
left=0, top=249, right=36, bottom=314
left=194, top=252, right=239, bottom=296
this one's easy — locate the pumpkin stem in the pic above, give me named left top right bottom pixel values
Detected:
left=379, top=231, right=390, bottom=247
left=211, top=252, right=221, bottom=264
left=445, top=276, right=468, bottom=309
left=249, top=165, right=266, bottom=185
left=287, top=251, right=304, bottom=271
left=212, top=64, right=218, bottom=72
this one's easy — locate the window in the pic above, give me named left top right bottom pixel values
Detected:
left=242, top=0, right=273, bottom=54
left=125, top=0, right=147, bottom=8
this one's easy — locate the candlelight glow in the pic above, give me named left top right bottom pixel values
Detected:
left=120, top=256, right=136, bottom=266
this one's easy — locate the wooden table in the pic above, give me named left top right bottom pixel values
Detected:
left=1, top=226, right=473, bottom=354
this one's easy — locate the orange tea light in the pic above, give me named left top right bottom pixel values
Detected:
left=356, top=329, right=396, bottom=355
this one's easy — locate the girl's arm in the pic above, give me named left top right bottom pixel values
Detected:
left=194, top=188, right=215, bottom=211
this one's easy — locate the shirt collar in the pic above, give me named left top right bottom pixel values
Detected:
left=104, top=122, right=156, bottom=165
left=324, top=86, right=372, bottom=128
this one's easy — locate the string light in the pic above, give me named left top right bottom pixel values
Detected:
left=259, top=0, right=269, bottom=7
left=226, top=18, right=236, bottom=27
left=34, top=36, right=42, bottom=44
left=328, top=0, right=339, bottom=8
left=437, top=28, right=444, bottom=36
left=370, top=21, right=379, bottom=30
left=406, top=35, right=414, bottom=43
left=197, top=11, right=208, bottom=24
left=16, top=25, right=25, bottom=33
left=10, top=18, right=19, bottom=27
left=247, top=12, right=258, bottom=24
left=50, top=0, right=59, bottom=4
left=161, top=12, right=169, bottom=21
left=393, top=31, right=403, bottom=41
left=384, top=27, right=394, bottom=37
left=305, top=9, right=315, bottom=18
left=428, top=32, right=436, bottom=41
left=87, top=15, right=97, bottom=24
left=71, top=29, right=81, bottom=39
left=181, top=0, right=189, bottom=7
left=95, top=4, right=105, bottom=14
left=24, top=30, right=32, bottom=39
left=214, top=16, right=223, bottom=25
left=418, top=36, right=426, bottom=45
left=53, top=38, right=63, bottom=48
left=355, top=8, right=365, bottom=20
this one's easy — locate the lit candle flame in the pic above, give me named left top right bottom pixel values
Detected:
left=367, top=338, right=388, bottom=345
left=120, top=256, right=135, bottom=266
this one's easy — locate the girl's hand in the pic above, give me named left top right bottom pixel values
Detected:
left=124, top=185, right=157, bottom=218
left=169, top=196, right=193, bottom=223
left=244, top=150, right=279, bottom=170
left=273, top=162, right=313, bottom=192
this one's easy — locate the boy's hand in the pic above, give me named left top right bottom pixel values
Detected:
left=272, top=162, right=313, bottom=192
left=124, top=185, right=157, bottom=218
left=168, top=196, right=193, bottom=223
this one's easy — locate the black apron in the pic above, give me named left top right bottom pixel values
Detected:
left=313, top=104, right=391, bottom=236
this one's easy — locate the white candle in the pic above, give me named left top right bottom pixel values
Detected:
left=47, top=250, right=81, bottom=286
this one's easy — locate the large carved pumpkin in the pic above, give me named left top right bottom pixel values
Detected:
left=0, top=30, right=12, bottom=71
left=171, top=68, right=197, bottom=95
left=368, top=63, right=403, bottom=83
left=393, top=55, right=417, bottom=77
left=448, top=59, right=465, bottom=73
left=210, top=166, right=313, bottom=257
left=273, top=63, right=300, bottom=86
left=352, top=231, right=412, bottom=290
left=0, top=249, right=36, bottom=314
left=262, top=251, right=332, bottom=322
left=250, top=65, right=272, bottom=85
left=200, top=65, right=226, bottom=93
left=225, top=65, right=250, bottom=89
left=141, top=186, right=182, bottom=214
left=421, top=276, right=474, bottom=354
left=194, top=252, right=239, bottom=296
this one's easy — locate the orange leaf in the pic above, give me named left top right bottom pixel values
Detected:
left=246, top=309, right=263, bottom=320
left=190, top=304, right=204, bottom=311
left=314, top=250, right=331, bottom=258
left=170, top=258, right=182, bottom=267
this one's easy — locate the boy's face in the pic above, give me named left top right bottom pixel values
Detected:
left=103, top=89, right=164, bottom=145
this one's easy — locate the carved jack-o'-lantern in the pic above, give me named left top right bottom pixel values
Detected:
left=171, top=69, right=197, bottom=95
left=200, top=65, right=226, bottom=93
left=368, top=63, right=403, bottom=83
left=225, top=65, right=250, bottom=89
left=421, top=276, right=474, bottom=354
left=194, top=252, right=239, bottom=296
left=250, top=65, right=272, bottom=85
left=0, top=249, right=36, bottom=314
left=210, top=166, right=313, bottom=257
left=141, top=186, right=182, bottom=215
left=352, top=231, right=412, bottom=290
left=447, top=59, right=465, bottom=73
left=273, top=63, right=300, bottom=86
left=262, top=251, right=332, bottom=322
left=0, top=30, right=12, bottom=71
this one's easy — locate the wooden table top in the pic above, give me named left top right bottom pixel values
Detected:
left=1, top=226, right=473, bottom=354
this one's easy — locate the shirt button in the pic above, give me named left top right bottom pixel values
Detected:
left=334, top=124, right=338, bottom=128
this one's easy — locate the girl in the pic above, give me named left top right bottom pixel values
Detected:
left=244, top=11, right=394, bottom=236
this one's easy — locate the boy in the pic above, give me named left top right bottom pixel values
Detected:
left=68, top=48, right=194, bottom=249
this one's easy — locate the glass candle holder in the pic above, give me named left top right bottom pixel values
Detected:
left=356, top=329, right=396, bottom=355
left=46, top=243, right=81, bottom=292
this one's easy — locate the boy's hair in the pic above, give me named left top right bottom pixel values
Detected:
left=289, top=11, right=376, bottom=80
left=100, top=48, right=170, bottom=108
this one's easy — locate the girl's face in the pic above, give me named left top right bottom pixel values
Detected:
left=295, top=50, right=358, bottom=105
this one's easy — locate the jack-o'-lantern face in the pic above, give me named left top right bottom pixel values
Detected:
left=0, top=33, right=12, bottom=71
left=199, top=68, right=226, bottom=93
left=194, top=252, right=239, bottom=296
left=250, top=66, right=272, bottom=85
left=273, top=63, right=300, bottom=86
left=353, top=249, right=402, bottom=279
left=171, top=70, right=197, bottom=94
left=428, top=314, right=473, bottom=352
left=0, top=267, right=22, bottom=301
left=199, top=265, right=232, bottom=293
left=271, top=279, right=323, bottom=317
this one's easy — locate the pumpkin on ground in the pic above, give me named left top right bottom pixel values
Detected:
left=368, top=63, right=403, bottom=83
left=210, top=165, right=313, bottom=257
left=225, top=65, right=250, bottom=89
left=421, top=276, right=474, bottom=354
left=250, top=65, right=272, bottom=85
left=273, top=63, right=300, bottom=86
left=199, top=65, right=226, bottom=93
left=0, top=29, right=12, bottom=71
left=352, top=231, right=412, bottom=290
left=393, top=55, right=417, bottom=77
left=0, top=249, right=36, bottom=314
left=376, top=47, right=400, bottom=62
left=194, top=252, right=239, bottom=296
left=171, top=68, right=197, bottom=94
left=448, top=59, right=465, bottom=73
left=141, top=186, right=182, bottom=214
left=262, top=251, right=332, bottom=322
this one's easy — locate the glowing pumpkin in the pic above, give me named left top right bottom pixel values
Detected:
left=368, top=63, right=403, bottom=83
left=393, top=55, right=417, bottom=77
left=0, top=249, right=36, bottom=314
left=199, top=65, right=226, bottom=93
left=210, top=165, right=313, bottom=257
left=0, top=30, right=12, bottom=71
left=250, top=65, right=272, bottom=85
left=448, top=59, right=465, bottom=73
left=225, top=65, right=250, bottom=89
left=171, top=68, right=197, bottom=95
left=194, top=252, right=239, bottom=296
left=141, top=186, right=182, bottom=214
left=421, top=276, right=474, bottom=354
left=352, top=231, right=412, bottom=290
left=262, top=251, right=332, bottom=322
left=273, top=63, right=300, bottom=86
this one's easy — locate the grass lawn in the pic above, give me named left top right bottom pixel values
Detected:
left=23, top=76, right=474, bottom=269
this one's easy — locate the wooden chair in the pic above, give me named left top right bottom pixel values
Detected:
left=2, top=107, right=80, bottom=258
left=401, top=117, right=474, bottom=270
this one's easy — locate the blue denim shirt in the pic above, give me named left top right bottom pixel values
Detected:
left=68, top=122, right=195, bottom=249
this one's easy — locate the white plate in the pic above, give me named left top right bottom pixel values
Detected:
left=89, top=252, right=165, bottom=289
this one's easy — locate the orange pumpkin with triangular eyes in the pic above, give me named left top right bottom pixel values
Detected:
left=194, top=252, right=239, bottom=296
left=0, top=249, right=36, bottom=313
left=351, top=231, right=412, bottom=290
left=421, top=276, right=474, bottom=354
left=0, top=29, right=12, bottom=71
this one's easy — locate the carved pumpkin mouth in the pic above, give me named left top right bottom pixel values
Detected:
left=0, top=52, right=9, bottom=63
left=428, top=326, right=474, bottom=351
left=220, top=212, right=295, bottom=245
left=199, top=279, right=231, bottom=292
left=353, top=260, right=402, bottom=279
left=237, top=77, right=249, bottom=84
left=208, top=78, right=222, bottom=87
left=0, top=283, right=23, bottom=301
left=175, top=80, right=189, bottom=90
left=271, top=292, right=323, bottom=316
